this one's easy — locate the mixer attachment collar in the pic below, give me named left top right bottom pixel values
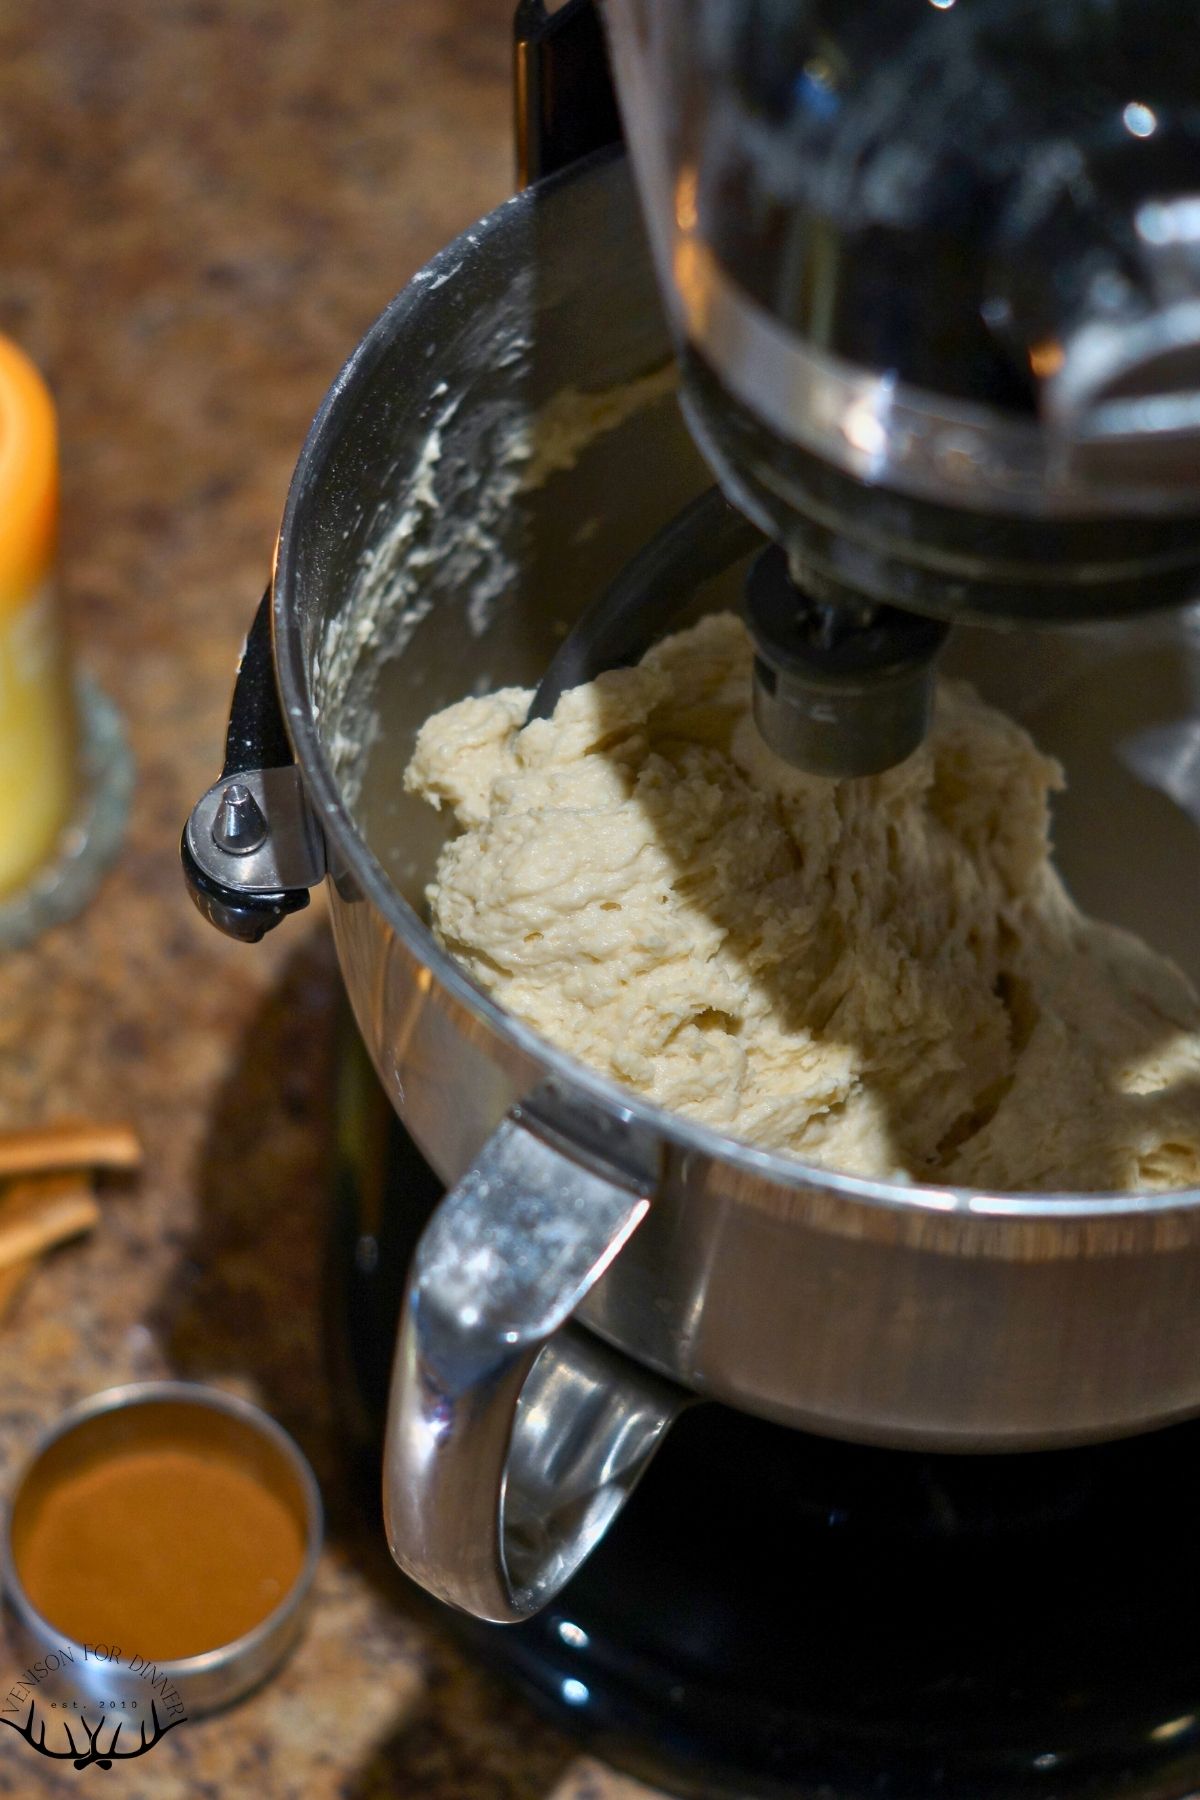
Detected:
left=745, top=547, right=950, bottom=779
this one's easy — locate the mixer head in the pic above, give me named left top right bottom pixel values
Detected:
left=590, top=0, right=1200, bottom=774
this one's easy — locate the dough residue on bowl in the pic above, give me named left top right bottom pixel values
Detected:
left=406, top=611, right=1200, bottom=1192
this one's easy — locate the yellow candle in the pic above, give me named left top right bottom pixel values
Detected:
left=0, top=335, right=75, bottom=900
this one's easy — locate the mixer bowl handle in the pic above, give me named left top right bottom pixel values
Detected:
left=383, top=1103, right=688, bottom=1622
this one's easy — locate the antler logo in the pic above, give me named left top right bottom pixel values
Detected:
left=0, top=1698, right=186, bottom=1769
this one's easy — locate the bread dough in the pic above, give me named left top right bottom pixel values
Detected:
left=406, top=612, right=1200, bottom=1192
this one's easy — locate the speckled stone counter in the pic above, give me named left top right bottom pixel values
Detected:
left=0, top=5, right=667, bottom=1794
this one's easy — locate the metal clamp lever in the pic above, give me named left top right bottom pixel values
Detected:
left=186, top=765, right=325, bottom=894
left=384, top=1105, right=688, bottom=1622
left=181, top=588, right=327, bottom=942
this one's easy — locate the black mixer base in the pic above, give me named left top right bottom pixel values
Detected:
left=456, top=1402, right=1200, bottom=1800
left=328, top=1023, right=1200, bottom=1800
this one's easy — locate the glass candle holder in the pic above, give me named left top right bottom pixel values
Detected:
left=0, top=335, right=130, bottom=950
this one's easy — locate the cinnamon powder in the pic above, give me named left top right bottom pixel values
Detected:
left=11, top=1402, right=309, bottom=1663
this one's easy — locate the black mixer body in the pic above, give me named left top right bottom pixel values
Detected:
left=600, top=0, right=1200, bottom=770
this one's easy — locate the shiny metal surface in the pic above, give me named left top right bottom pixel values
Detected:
left=267, top=154, right=1200, bottom=1616
left=670, top=233, right=1200, bottom=519
left=1048, top=193, right=1200, bottom=492
left=1051, top=305, right=1200, bottom=494
left=384, top=1107, right=685, bottom=1620
left=212, top=781, right=268, bottom=855
left=602, top=0, right=1200, bottom=525
left=186, top=765, right=326, bottom=893
left=1, top=1382, right=323, bottom=1716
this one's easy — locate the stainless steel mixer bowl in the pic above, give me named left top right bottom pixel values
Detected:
left=267, top=152, right=1200, bottom=1621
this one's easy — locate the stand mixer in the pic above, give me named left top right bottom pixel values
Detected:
left=184, top=3, right=1200, bottom=1793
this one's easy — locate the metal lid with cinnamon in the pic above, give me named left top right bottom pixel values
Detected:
left=1, top=1383, right=323, bottom=1725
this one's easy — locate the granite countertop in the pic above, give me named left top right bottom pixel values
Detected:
left=0, top=4, right=663, bottom=1794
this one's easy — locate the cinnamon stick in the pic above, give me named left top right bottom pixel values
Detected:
left=0, top=1122, right=141, bottom=1181
left=0, top=1174, right=100, bottom=1272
